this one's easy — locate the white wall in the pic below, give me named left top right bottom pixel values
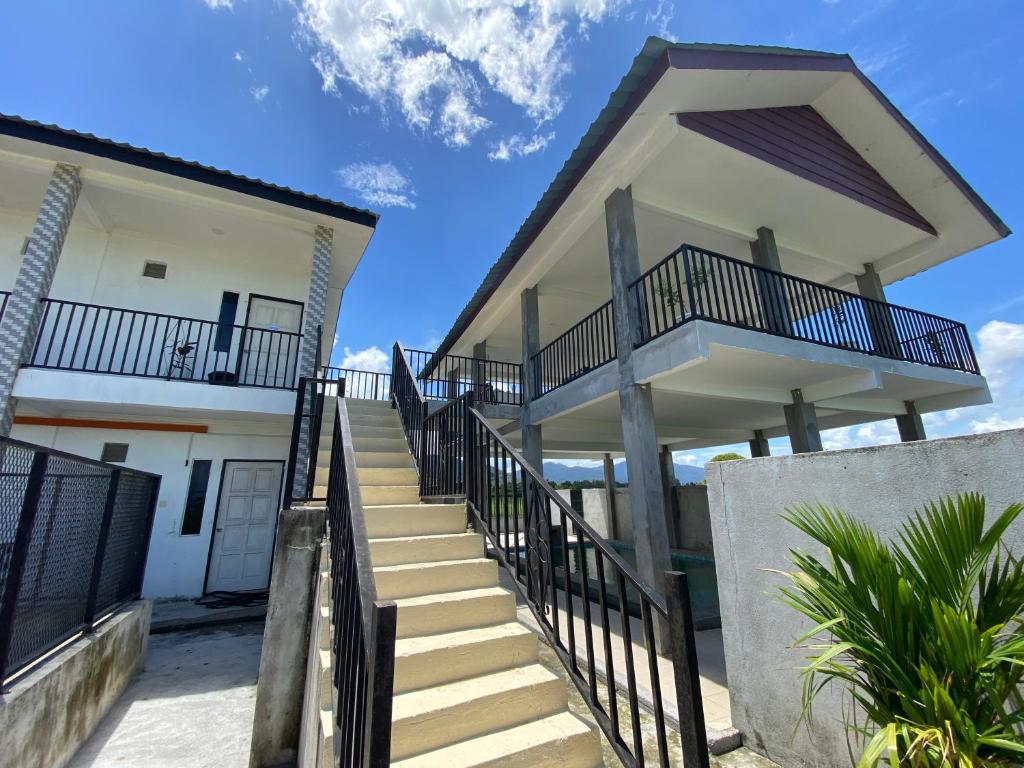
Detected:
left=12, top=419, right=291, bottom=598
left=705, top=428, right=1024, bottom=768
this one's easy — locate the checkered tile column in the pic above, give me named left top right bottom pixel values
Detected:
left=0, top=163, right=82, bottom=435
left=292, top=225, right=332, bottom=499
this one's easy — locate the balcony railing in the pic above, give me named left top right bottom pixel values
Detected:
left=0, top=291, right=9, bottom=324
left=630, top=244, right=979, bottom=374
left=28, top=298, right=303, bottom=389
left=322, top=367, right=391, bottom=401
left=405, top=348, right=522, bottom=406
left=532, top=299, right=616, bottom=396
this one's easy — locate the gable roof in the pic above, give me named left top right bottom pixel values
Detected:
left=0, top=113, right=379, bottom=229
left=431, top=37, right=1009, bottom=363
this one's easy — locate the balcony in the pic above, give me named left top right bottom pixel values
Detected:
left=533, top=244, right=979, bottom=396
left=25, top=298, right=302, bottom=390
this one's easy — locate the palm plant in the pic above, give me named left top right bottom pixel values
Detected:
left=780, top=494, right=1024, bottom=767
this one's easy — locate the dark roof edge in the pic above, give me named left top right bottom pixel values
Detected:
left=0, top=114, right=379, bottom=229
left=432, top=37, right=1009, bottom=363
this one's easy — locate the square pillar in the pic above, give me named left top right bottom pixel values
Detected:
left=749, top=227, right=791, bottom=335
left=605, top=186, right=673, bottom=637
left=0, top=163, right=82, bottom=435
left=784, top=389, right=823, bottom=454
left=896, top=401, right=926, bottom=442
left=856, top=263, right=899, bottom=357
left=660, top=445, right=681, bottom=549
left=749, top=429, right=770, bottom=458
left=519, top=286, right=544, bottom=478
left=602, top=453, right=618, bottom=540
left=472, top=340, right=487, bottom=394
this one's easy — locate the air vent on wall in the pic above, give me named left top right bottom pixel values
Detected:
left=101, top=442, right=129, bottom=463
left=143, top=261, right=167, bottom=279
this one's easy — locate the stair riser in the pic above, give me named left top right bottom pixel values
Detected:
left=357, top=467, right=419, bottom=486
left=350, top=424, right=405, bottom=439
left=352, top=437, right=410, bottom=454
left=394, top=632, right=538, bottom=693
left=390, top=677, right=567, bottom=760
left=375, top=560, right=497, bottom=600
left=363, top=506, right=466, bottom=539
left=395, top=592, right=515, bottom=638
left=353, top=451, right=415, bottom=469
left=370, top=534, right=482, bottom=567
left=361, top=486, right=420, bottom=505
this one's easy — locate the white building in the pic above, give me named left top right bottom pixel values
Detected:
left=0, top=115, right=377, bottom=598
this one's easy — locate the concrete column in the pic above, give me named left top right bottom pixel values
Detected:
left=749, top=429, right=770, bottom=458
left=0, top=163, right=81, bottom=435
left=520, top=286, right=543, bottom=471
left=660, top=445, right=681, bottom=549
left=605, top=187, right=673, bottom=634
left=896, top=400, right=927, bottom=442
left=292, top=225, right=332, bottom=500
left=250, top=506, right=325, bottom=768
left=472, top=340, right=487, bottom=394
left=856, top=263, right=899, bottom=357
left=602, top=453, right=618, bottom=539
left=446, top=366, right=459, bottom=400
left=749, top=226, right=791, bottom=335
left=784, top=389, right=823, bottom=454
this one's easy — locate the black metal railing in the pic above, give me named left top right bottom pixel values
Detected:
left=326, top=398, right=396, bottom=766
left=30, top=298, right=304, bottom=389
left=323, top=367, right=392, bottom=401
left=532, top=300, right=616, bottom=396
left=392, top=343, right=427, bottom=467
left=631, top=244, right=979, bottom=374
left=0, top=291, right=9, bottom=323
left=404, top=348, right=522, bottom=406
left=284, top=376, right=342, bottom=507
left=0, top=437, right=160, bottom=687
left=393, top=384, right=709, bottom=767
left=419, top=395, right=467, bottom=498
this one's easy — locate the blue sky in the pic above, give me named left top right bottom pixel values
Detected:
left=1, top=0, right=1021, bottom=464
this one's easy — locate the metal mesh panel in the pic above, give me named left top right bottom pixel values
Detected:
left=4, top=457, right=111, bottom=673
left=94, top=473, right=154, bottom=613
left=0, top=443, right=34, bottom=606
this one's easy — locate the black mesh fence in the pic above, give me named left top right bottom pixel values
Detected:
left=0, top=437, right=159, bottom=686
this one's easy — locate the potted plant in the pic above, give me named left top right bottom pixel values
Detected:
left=779, top=494, right=1024, bottom=767
left=653, top=265, right=708, bottom=322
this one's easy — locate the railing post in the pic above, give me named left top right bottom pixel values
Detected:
left=418, top=401, right=429, bottom=480
left=284, top=377, right=307, bottom=508
left=84, top=468, right=121, bottom=629
left=665, top=570, right=709, bottom=768
left=133, top=476, right=161, bottom=600
left=306, top=381, right=325, bottom=499
left=0, top=450, right=48, bottom=689
left=682, top=246, right=697, bottom=318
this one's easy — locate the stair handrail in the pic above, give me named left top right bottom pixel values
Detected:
left=325, top=395, right=397, bottom=767
left=391, top=341, right=428, bottom=470
left=461, top=392, right=709, bottom=768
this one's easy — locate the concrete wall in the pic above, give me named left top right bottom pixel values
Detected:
left=0, top=600, right=151, bottom=768
left=557, top=485, right=712, bottom=553
left=297, top=546, right=333, bottom=768
left=705, top=428, right=1024, bottom=768
left=11, top=419, right=290, bottom=598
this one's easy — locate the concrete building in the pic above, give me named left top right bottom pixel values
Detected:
left=0, top=114, right=377, bottom=598
left=424, top=39, right=1008, bottom=605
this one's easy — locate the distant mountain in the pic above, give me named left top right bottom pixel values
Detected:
left=543, top=460, right=704, bottom=485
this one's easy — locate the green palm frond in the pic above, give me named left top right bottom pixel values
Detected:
left=781, top=495, right=1024, bottom=767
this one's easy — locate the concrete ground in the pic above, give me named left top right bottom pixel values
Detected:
left=150, top=597, right=267, bottom=633
left=67, top=621, right=263, bottom=768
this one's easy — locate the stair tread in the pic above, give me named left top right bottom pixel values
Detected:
left=374, top=557, right=492, bottom=575
left=391, top=712, right=601, bottom=768
left=392, top=586, right=510, bottom=609
left=392, top=664, right=561, bottom=721
left=395, top=621, right=532, bottom=656
left=368, top=532, right=479, bottom=546
left=363, top=503, right=464, bottom=511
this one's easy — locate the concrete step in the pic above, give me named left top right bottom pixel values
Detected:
left=348, top=409, right=402, bottom=426
left=360, top=485, right=420, bottom=506
left=374, top=558, right=497, bottom=600
left=363, top=503, right=466, bottom=539
left=350, top=424, right=405, bottom=440
left=352, top=436, right=409, bottom=454
left=369, top=532, right=482, bottom=567
left=391, top=711, right=603, bottom=768
left=393, top=587, right=516, bottom=638
left=357, top=467, right=418, bottom=487
left=314, top=467, right=330, bottom=485
left=390, top=665, right=567, bottom=760
left=345, top=397, right=394, bottom=411
left=354, top=451, right=415, bottom=469
left=393, top=622, right=537, bottom=693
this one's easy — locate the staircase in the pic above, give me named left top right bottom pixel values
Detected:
left=341, top=397, right=604, bottom=768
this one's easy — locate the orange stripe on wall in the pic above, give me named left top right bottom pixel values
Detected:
left=14, top=416, right=209, bottom=433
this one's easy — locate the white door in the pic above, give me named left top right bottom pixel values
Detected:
left=207, top=461, right=282, bottom=592
left=242, top=296, right=303, bottom=386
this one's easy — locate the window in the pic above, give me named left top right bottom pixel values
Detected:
left=214, top=291, right=239, bottom=352
left=101, top=443, right=129, bottom=463
left=143, top=261, right=167, bottom=279
left=180, top=459, right=212, bottom=536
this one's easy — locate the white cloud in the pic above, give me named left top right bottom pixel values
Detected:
left=644, top=0, right=674, bottom=37
left=488, top=131, right=554, bottom=161
left=251, top=85, right=270, bottom=102
left=969, top=415, right=1024, bottom=434
left=203, top=0, right=233, bottom=8
left=976, top=320, right=1024, bottom=395
left=233, top=51, right=243, bottom=62
left=296, top=0, right=628, bottom=146
left=339, top=346, right=390, bottom=373
left=337, top=161, right=416, bottom=208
